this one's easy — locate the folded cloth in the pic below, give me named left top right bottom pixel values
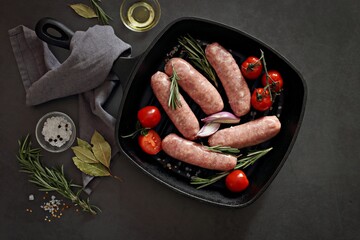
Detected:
left=9, top=24, right=131, bottom=192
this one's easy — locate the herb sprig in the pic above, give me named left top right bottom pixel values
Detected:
left=121, top=121, right=150, bottom=139
left=168, top=66, right=182, bottom=110
left=71, top=131, right=121, bottom=180
left=178, top=35, right=218, bottom=87
left=69, top=0, right=112, bottom=25
left=206, top=145, right=240, bottom=155
left=191, top=147, right=272, bottom=189
left=17, top=135, right=100, bottom=215
left=90, top=0, right=112, bottom=25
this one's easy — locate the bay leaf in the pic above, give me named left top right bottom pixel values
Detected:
left=72, top=157, right=110, bottom=177
left=92, top=141, right=111, bottom=168
left=77, top=138, right=92, bottom=150
left=69, top=3, right=97, bottom=19
left=91, top=130, right=106, bottom=145
left=71, top=146, right=98, bottom=163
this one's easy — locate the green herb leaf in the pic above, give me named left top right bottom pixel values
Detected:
left=178, top=35, right=218, bottom=87
left=206, top=145, right=240, bottom=155
left=69, top=3, right=98, bottom=19
left=168, top=66, right=182, bottom=110
left=92, top=141, right=111, bottom=168
left=72, top=157, right=111, bottom=177
left=91, top=130, right=105, bottom=145
left=71, top=131, right=116, bottom=178
left=77, top=138, right=92, bottom=150
left=71, top=146, right=99, bottom=163
left=90, top=0, right=112, bottom=25
left=71, top=146, right=98, bottom=163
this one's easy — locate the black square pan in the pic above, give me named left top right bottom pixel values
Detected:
left=114, top=18, right=307, bottom=207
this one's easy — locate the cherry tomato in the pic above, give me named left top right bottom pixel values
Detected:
left=261, top=70, right=283, bottom=92
left=251, top=88, right=272, bottom=111
left=137, top=106, right=161, bottom=128
left=241, top=56, right=263, bottom=80
left=138, top=130, right=162, bottom=155
left=225, top=170, right=249, bottom=192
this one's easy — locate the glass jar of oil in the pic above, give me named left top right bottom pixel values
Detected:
left=120, top=0, right=161, bottom=32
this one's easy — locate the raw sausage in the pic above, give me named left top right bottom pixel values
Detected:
left=205, top=42, right=251, bottom=117
left=151, top=71, right=200, bottom=140
left=162, top=133, right=237, bottom=171
left=208, top=116, right=281, bottom=148
left=164, top=58, right=224, bottom=115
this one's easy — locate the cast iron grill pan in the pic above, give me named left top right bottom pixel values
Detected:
left=115, top=18, right=306, bottom=207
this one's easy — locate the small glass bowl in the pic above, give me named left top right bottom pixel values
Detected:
left=35, top=111, right=76, bottom=153
left=120, top=0, right=161, bottom=32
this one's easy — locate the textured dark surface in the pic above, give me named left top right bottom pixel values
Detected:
left=1, top=0, right=359, bottom=239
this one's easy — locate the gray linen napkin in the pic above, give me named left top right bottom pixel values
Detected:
left=9, top=24, right=131, bottom=192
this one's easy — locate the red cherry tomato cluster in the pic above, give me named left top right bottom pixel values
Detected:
left=241, top=53, right=284, bottom=112
left=137, top=106, right=162, bottom=155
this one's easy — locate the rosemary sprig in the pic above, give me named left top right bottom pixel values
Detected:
left=90, top=0, right=112, bottom=25
left=168, top=66, right=182, bottom=110
left=206, top=145, right=240, bottom=155
left=191, top=147, right=272, bottom=189
left=121, top=121, right=150, bottom=139
left=235, top=147, right=272, bottom=170
left=17, top=135, right=100, bottom=215
left=178, top=35, right=218, bottom=87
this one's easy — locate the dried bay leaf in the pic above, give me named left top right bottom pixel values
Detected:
left=77, top=138, right=92, bottom=150
left=69, top=3, right=97, bottom=19
left=72, top=157, right=110, bottom=177
left=92, top=141, right=111, bottom=168
left=72, top=146, right=98, bottom=163
left=91, top=130, right=106, bottom=145
left=71, top=131, right=115, bottom=177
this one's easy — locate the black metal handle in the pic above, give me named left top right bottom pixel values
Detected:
left=35, top=17, right=74, bottom=49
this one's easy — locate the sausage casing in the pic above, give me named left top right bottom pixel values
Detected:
left=162, top=133, right=237, bottom=171
left=205, top=42, right=251, bottom=117
left=164, top=58, right=224, bottom=115
left=208, top=116, right=281, bottom=148
left=151, top=71, right=200, bottom=140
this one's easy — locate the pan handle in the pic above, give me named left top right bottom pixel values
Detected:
left=35, top=17, right=74, bottom=50
left=34, top=17, right=140, bottom=116
left=104, top=54, right=142, bottom=116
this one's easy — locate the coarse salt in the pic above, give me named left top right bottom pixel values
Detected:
left=41, top=116, right=72, bottom=148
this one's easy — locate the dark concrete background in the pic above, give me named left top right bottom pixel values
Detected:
left=1, top=0, right=359, bottom=239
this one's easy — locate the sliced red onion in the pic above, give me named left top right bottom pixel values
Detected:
left=196, top=122, right=221, bottom=137
left=201, top=111, right=240, bottom=124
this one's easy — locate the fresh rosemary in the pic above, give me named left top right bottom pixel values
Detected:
left=191, top=147, right=272, bottom=189
left=178, top=35, right=218, bottom=87
left=168, top=66, right=182, bottom=110
left=206, top=145, right=240, bottom=155
left=121, top=121, right=150, bottom=139
left=17, top=135, right=100, bottom=215
left=90, top=0, right=112, bottom=25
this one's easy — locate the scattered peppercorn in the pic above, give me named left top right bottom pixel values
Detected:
left=25, top=192, right=74, bottom=222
